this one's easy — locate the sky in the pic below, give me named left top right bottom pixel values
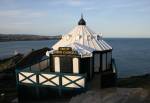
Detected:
left=0, top=0, right=150, bottom=38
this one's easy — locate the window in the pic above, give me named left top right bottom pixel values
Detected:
left=31, top=63, right=39, bottom=71
left=102, top=54, right=106, bottom=71
left=40, top=60, right=48, bottom=70
left=94, top=53, right=100, bottom=72
left=107, top=52, right=112, bottom=69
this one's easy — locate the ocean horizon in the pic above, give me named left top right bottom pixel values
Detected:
left=0, top=38, right=150, bottom=78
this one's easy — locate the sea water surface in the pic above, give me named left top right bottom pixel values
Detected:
left=0, top=38, right=150, bottom=78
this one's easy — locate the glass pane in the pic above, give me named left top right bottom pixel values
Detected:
left=107, top=52, right=111, bottom=69
left=94, top=53, right=100, bottom=72
left=102, top=54, right=106, bottom=71
left=31, top=63, right=39, bottom=71
left=40, top=60, right=48, bottom=70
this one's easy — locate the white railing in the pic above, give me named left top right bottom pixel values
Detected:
left=17, top=71, right=86, bottom=89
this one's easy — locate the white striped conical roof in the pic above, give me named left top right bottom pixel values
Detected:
left=51, top=16, right=112, bottom=57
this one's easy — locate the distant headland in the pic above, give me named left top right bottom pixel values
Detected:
left=0, top=34, right=61, bottom=42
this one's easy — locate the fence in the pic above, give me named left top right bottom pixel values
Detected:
left=16, top=68, right=87, bottom=96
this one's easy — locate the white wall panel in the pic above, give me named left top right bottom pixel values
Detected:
left=62, top=75, right=85, bottom=88
left=73, top=58, right=79, bottom=73
left=54, top=57, right=60, bottom=72
left=19, top=72, right=36, bottom=84
left=39, top=74, right=59, bottom=86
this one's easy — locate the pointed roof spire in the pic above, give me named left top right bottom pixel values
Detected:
left=78, top=13, right=86, bottom=25
left=81, top=13, right=83, bottom=18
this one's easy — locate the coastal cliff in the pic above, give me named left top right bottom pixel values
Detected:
left=0, top=34, right=61, bottom=42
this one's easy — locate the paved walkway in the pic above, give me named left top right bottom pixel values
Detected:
left=69, top=88, right=150, bottom=103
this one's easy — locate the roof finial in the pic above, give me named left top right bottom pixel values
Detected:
left=81, top=13, right=83, bottom=19
left=78, top=13, right=86, bottom=25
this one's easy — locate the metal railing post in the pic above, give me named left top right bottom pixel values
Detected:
left=59, top=73, right=62, bottom=96
left=36, top=72, right=40, bottom=99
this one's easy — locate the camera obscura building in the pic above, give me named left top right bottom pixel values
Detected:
left=16, top=15, right=117, bottom=100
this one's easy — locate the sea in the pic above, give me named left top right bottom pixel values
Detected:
left=0, top=38, right=150, bottom=78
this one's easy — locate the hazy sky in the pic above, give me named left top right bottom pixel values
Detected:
left=0, top=0, right=150, bottom=38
